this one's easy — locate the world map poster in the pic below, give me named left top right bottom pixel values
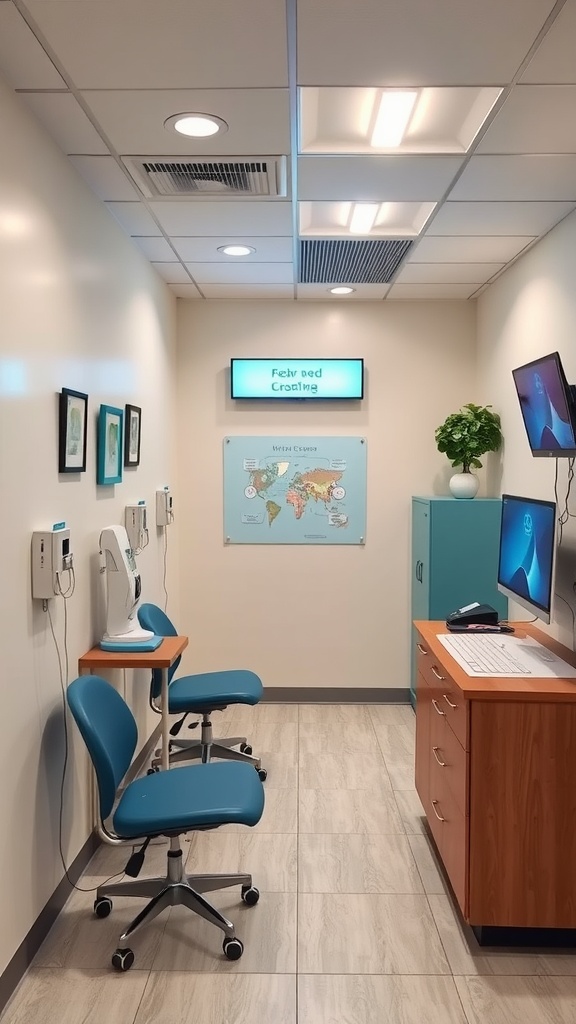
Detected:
left=223, top=436, right=367, bottom=544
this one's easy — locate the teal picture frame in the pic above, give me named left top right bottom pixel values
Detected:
left=97, top=404, right=123, bottom=485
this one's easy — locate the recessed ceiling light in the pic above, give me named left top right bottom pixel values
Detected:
left=371, top=91, right=418, bottom=148
left=164, top=112, right=228, bottom=138
left=349, top=204, right=379, bottom=235
left=329, top=286, right=355, bottom=295
left=218, top=245, right=256, bottom=257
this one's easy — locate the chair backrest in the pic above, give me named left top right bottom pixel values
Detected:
left=67, top=675, right=138, bottom=820
left=138, top=602, right=182, bottom=700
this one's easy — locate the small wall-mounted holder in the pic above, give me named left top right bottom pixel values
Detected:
left=31, top=523, right=73, bottom=599
left=125, top=501, right=148, bottom=552
left=156, top=487, right=174, bottom=527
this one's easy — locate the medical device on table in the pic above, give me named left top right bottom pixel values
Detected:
left=99, top=524, right=161, bottom=651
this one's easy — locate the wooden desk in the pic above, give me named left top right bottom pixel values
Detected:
left=78, top=635, right=188, bottom=771
left=414, top=620, right=576, bottom=938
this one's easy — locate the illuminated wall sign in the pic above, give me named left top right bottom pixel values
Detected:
left=230, top=358, right=364, bottom=400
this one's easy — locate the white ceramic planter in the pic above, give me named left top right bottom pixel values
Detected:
left=449, top=472, right=479, bottom=499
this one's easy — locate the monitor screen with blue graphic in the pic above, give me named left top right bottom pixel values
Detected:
left=497, top=494, right=556, bottom=624
left=512, top=352, right=576, bottom=457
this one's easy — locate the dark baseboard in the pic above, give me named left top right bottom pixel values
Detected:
left=0, top=831, right=99, bottom=1015
left=263, top=687, right=410, bottom=703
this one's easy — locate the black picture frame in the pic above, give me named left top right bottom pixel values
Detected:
left=58, top=388, right=88, bottom=473
left=124, top=404, right=141, bottom=467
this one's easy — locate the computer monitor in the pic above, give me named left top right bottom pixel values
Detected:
left=497, top=494, right=556, bottom=624
left=512, top=351, right=576, bottom=457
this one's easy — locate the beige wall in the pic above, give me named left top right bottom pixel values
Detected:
left=0, top=75, right=178, bottom=974
left=477, top=209, right=576, bottom=647
left=176, top=299, right=477, bottom=690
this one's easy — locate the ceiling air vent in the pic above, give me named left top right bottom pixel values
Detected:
left=299, top=239, right=413, bottom=284
left=122, top=156, right=287, bottom=198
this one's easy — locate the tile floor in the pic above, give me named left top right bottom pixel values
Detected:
left=2, top=703, right=576, bottom=1023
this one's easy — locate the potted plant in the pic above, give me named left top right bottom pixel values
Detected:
left=435, top=403, right=502, bottom=498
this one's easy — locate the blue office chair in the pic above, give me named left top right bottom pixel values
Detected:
left=67, top=674, right=264, bottom=971
left=138, top=603, right=266, bottom=780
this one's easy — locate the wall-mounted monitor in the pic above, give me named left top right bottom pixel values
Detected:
left=497, top=493, right=556, bottom=625
left=512, top=351, right=576, bottom=457
left=230, top=358, right=364, bottom=400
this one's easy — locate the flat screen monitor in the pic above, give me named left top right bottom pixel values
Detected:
left=512, top=351, right=576, bottom=457
left=230, top=358, right=364, bottom=400
left=497, top=494, right=556, bottom=624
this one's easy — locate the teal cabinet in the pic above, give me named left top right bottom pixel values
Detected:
left=410, top=497, right=508, bottom=705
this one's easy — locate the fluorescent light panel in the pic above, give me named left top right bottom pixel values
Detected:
left=349, top=203, right=379, bottom=234
left=371, top=91, right=418, bottom=148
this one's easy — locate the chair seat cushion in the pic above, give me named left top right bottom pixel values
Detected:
left=113, top=761, right=265, bottom=839
left=167, top=669, right=263, bottom=713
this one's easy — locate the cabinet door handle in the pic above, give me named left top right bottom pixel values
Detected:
left=443, top=693, right=457, bottom=710
left=431, top=800, right=445, bottom=822
left=431, top=698, right=446, bottom=716
left=415, top=559, right=422, bottom=582
left=432, top=746, right=446, bottom=767
left=431, top=665, right=446, bottom=681
left=416, top=643, right=427, bottom=655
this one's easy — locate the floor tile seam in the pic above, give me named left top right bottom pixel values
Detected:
left=361, top=710, right=396, bottom=789
left=295, top=705, right=301, bottom=1024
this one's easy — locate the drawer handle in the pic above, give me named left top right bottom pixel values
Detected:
left=431, top=665, right=446, bottom=681
left=432, top=800, right=445, bottom=822
left=416, top=643, right=427, bottom=655
left=432, top=746, right=446, bottom=767
left=443, top=693, right=457, bottom=710
left=431, top=698, right=446, bottom=716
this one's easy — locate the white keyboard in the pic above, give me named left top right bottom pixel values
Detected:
left=439, top=633, right=532, bottom=676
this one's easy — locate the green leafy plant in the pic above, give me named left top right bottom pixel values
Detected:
left=435, top=403, right=502, bottom=473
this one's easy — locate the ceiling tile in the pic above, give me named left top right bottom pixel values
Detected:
left=450, top=155, right=576, bottom=201
left=297, top=284, right=391, bottom=299
left=0, top=3, right=65, bottom=89
left=18, top=93, right=108, bottom=154
left=170, top=284, right=203, bottom=299
left=299, top=87, right=502, bottom=154
left=170, top=236, right=294, bottom=262
left=151, top=263, right=192, bottom=284
left=477, top=86, right=576, bottom=153
left=68, top=156, right=140, bottom=201
left=150, top=201, right=293, bottom=236
left=184, top=263, right=294, bottom=285
left=521, top=1, right=576, bottom=83
left=132, top=237, right=176, bottom=261
left=298, top=156, right=463, bottom=201
left=427, top=201, right=575, bottom=235
left=201, top=284, right=295, bottom=299
left=26, top=0, right=289, bottom=88
left=299, top=201, right=436, bottom=237
left=80, top=89, right=290, bottom=156
left=408, top=235, right=535, bottom=262
left=387, top=282, right=479, bottom=299
left=104, top=203, right=162, bottom=235
left=297, top=0, right=557, bottom=86
left=397, top=262, right=503, bottom=284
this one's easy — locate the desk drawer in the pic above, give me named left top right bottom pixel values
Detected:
left=432, top=716, right=467, bottom=817
left=417, top=641, right=468, bottom=749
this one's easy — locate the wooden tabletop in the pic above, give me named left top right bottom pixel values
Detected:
left=78, top=635, right=188, bottom=671
left=414, top=620, right=576, bottom=700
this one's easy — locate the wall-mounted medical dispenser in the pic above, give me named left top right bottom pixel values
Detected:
left=156, top=487, right=174, bottom=527
left=31, top=524, right=73, bottom=599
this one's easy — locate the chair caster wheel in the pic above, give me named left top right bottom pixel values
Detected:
left=94, top=897, right=112, bottom=918
left=240, top=742, right=253, bottom=755
left=241, top=885, right=260, bottom=906
left=147, top=765, right=160, bottom=775
left=223, top=936, right=244, bottom=960
left=111, top=947, right=134, bottom=971
left=256, top=767, right=267, bottom=782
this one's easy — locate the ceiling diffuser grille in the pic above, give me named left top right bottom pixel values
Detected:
left=299, top=239, right=413, bottom=284
left=122, top=156, right=286, bottom=197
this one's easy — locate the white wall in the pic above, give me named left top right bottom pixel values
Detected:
left=0, top=74, right=178, bottom=974
left=176, top=299, right=477, bottom=691
left=477, top=209, right=576, bottom=648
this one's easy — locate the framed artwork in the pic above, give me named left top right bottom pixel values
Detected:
left=58, top=388, right=88, bottom=473
left=97, top=404, right=123, bottom=485
left=124, top=404, right=141, bottom=467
